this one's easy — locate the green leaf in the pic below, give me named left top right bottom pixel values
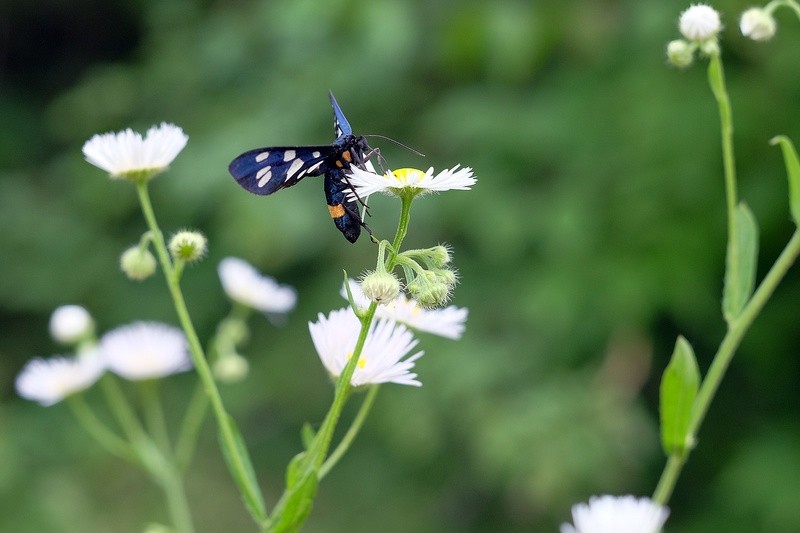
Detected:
left=285, top=450, right=308, bottom=489
left=300, top=423, right=316, bottom=451
left=660, top=336, right=700, bottom=456
left=770, top=135, right=800, bottom=225
left=218, top=414, right=267, bottom=522
left=723, top=203, right=759, bottom=324
left=266, top=472, right=318, bottom=533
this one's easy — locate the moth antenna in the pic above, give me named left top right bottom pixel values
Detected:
left=364, top=134, right=426, bottom=157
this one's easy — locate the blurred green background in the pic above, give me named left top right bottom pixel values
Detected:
left=2, top=0, right=800, bottom=531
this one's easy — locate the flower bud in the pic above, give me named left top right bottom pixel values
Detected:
left=740, top=8, right=776, bottom=41
left=679, top=4, right=722, bottom=41
left=666, top=39, right=694, bottom=68
left=429, top=245, right=452, bottom=267
left=120, top=246, right=157, bottom=281
left=168, top=230, right=208, bottom=263
left=213, top=352, right=250, bottom=384
left=361, top=271, right=401, bottom=304
left=433, top=268, right=458, bottom=288
left=407, top=272, right=451, bottom=308
left=49, top=305, right=94, bottom=344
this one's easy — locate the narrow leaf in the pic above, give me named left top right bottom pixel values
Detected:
left=723, top=203, right=759, bottom=324
left=218, top=414, right=267, bottom=522
left=770, top=135, right=800, bottom=225
left=660, top=336, right=700, bottom=456
left=301, top=423, right=316, bottom=451
left=268, top=473, right=318, bottom=533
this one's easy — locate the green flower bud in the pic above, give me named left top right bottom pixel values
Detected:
left=740, top=8, right=776, bottom=41
left=168, top=230, right=207, bottom=263
left=120, top=246, right=157, bottom=281
left=361, top=270, right=401, bottom=304
left=213, top=353, right=250, bottom=384
left=666, top=39, right=694, bottom=68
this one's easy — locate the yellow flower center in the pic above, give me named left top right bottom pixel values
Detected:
left=390, top=168, right=425, bottom=185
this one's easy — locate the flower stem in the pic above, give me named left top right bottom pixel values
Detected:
left=319, top=384, right=380, bottom=479
left=653, top=228, right=800, bottom=504
left=140, top=379, right=172, bottom=455
left=135, top=182, right=266, bottom=522
left=67, top=394, right=138, bottom=462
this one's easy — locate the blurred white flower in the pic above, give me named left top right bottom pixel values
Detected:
left=343, top=279, right=467, bottom=340
left=99, top=322, right=191, bottom=380
left=679, top=4, right=722, bottom=41
left=15, top=351, right=104, bottom=406
left=49, top=305, right=94, bottom=344
left=82, top=123, right=188, bottom=179
left=561, top=495, right=669, bottom=533
left=347, top=166, right=476, bottom=199
left=218, top=257, right=297, bottom=314
left=309, top=308, right=423, bottom=387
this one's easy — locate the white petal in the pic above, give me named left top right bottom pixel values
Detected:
left=99, top=322, right=191, bottom=380
left=16, top=351, right=105, bottom=406
left=218, top=257, right=297, bottom=313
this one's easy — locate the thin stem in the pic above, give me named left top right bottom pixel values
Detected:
left=708, top=52, right=738, bottom=236
left=767, top=0, right=800, bottom=19
left=653, top=228, right=800, bottom=504
left=100, top=374, right=149, bottom=447
left=159, top=465, right=196, bottom=533
left=175, top=381, right=210, bottom=471
left=319, top=384, right=380, bottom=479
left=67, top=394, right=138, bottom=462
left=135, top=182, right=266, bottom=522
left=140, top=379, right=172, bottom=455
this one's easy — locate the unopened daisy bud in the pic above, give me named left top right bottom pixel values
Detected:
left=49, top=305, right=94, bottom=344
left=666, top=39, right=694, bottom=68
left=740, top=8, right=776, bottom=41
left=407, top=273, right=451, bottom=308
left=361, top=271, right=401, bottom=304
left=213, top=352, right=250, bottom=384
left=679, top=4, right=722, bottom=41
left=168, top=230, right=207, bottom=264
left=433, top=268, right=458, bottom=288
left=120, top=246, right=157, bottom=281
left=429, top=245, right=452, bottom=267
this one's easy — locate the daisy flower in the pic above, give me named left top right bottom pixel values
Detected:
left=16, top=350, right=105, bottom=406
left=561, top=495, right=669, bottom=533
left=309, top=308, right=423, bottom=387
left=218, top=257, right=297, bottom=314
left=82, top=122, right=188, bottom=181
left=99, top=322, right=192, bottom=380
left=49, top=304, right=94, bottom=344
left=342, top=279, right=468, bottom=340
left=347, top=165, right=476, bottom=199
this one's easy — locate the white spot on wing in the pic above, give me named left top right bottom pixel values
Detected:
left=283, top=150, right=296, bottom=162
left=255, top=151, right=270, bottom=162
left=257, top=167, right=272, bottom=187
left=286, top=158, right=304, bottom=179
left=312, top=151, right=321, bottom=158
left=307, top=162, right=322, bottom=173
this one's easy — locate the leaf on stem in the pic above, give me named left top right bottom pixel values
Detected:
left=723, top=203, right=759, bottom=324
left=660, top=336, right=700, bottom=456
left=301, top=423, right=316, bottom=451
left=770, top=135, right=800, bottom=225
left=218, top=414, right=267, bottom=522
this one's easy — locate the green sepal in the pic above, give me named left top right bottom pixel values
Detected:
left=723, top=203, right=759, bottom=324
left=300, top=423, right=316, bottom=451
left=770, top=135, right=800, bottom=225
left=659, top=336, right=700, bottom=456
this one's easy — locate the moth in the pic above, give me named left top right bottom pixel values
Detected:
left=228, top=92, right=373, bottom=243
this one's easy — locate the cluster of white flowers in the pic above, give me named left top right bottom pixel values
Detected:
left=16, top=306, right=193, bottom=406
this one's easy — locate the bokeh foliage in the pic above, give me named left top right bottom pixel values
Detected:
left=2, top=0, right=800, bottom=531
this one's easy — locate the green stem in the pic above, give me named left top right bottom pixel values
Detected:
left=100, top=374, right=149, bottom=446
left=319, top=384, right=380, bottom=479
left=140, top=379, right=172, bottom=455
left=67, top=394, right=138, bottom=462
left=653, top=228, right=800, bottom=505
left=708, top=52, right=738, bottom=233
left=159, top=465, right=196, bottom=533
left=175, top=381, right=210, bottom=471
left=767, top=0, right=800, bottom=19
left=135, top=182, right=266, bottom=522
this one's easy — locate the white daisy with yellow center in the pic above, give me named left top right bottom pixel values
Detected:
left=309, top=308, right=423, bottom=387
left=561, top=495, right=669, bottom=533
left=347, top=165, right=476, bottom=199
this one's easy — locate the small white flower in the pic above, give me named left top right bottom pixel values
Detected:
left=82, top=123, right=188, bottom=180
left=16, top=351, right=105, bottom=406
left=561, top=495, right=669, bottom=533
left=343, top=279, right=468, bottom=340
left=99, top=322, right=192, bottom=380
left=309, top=308, right=423, bottom=387
left=218, top=257, right=297, bottom=314
left=347, top=166, right=476, bottom=199
left=679, top=4, right=722, bottom=41
left=740, top=7, right=776, bottom=41
left=49, top=305, right=94, bottom=344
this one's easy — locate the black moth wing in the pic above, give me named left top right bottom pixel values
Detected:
left=228, top=145, right=337, bottom=195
